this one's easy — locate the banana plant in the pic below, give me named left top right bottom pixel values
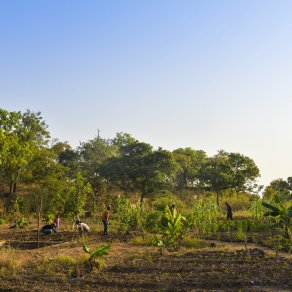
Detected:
left=82, top=243, right=111, bottom=270
left=153, top=206, right=187, bottom=255
left=262, top=195, right=292, bottom=239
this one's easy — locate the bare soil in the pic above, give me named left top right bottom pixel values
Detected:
left=0, top=226, right=291, bottom=291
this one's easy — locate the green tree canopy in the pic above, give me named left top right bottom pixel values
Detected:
left=0, top=109, right=50, bottom=196
left=173, top=148, right=206, bottom=188
left=263, top=177, right=292, bottom=202
left=101, top=142, right=178, bottom=204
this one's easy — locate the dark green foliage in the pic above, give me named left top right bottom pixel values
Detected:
left=101, top=142, right=178, bottom=204
left=262, top=195, right=292, bottom=239
left=263, top=178, right=292, bottom=202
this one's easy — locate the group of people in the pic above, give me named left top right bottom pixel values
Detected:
left=40, top=202, right=233, bottom=235
left=40, top=205, right=112, bottom=236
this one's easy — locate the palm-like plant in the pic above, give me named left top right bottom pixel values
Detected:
left=153, top=206, right=187, bottom=255
left=82, top=243, right=111, bottom=270
left=262, top=195, right=292, bottom=239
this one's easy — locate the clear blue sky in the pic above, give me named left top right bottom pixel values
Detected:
left=1, top=0, right=292, bottom=187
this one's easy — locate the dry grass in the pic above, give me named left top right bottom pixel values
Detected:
left=0, top=247, right=22, bottom=275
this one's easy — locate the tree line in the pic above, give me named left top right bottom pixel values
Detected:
left=0, top=108, right=290, bottom=219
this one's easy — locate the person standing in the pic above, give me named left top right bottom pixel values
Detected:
left=54, top=214, right=60, bottom=234
left=225, top=202, right=233, bottom=220
left=102, top=205, right=111, bottom=236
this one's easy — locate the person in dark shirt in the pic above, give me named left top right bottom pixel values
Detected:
left=40, top=223, right=58, bottom=235
left=225, top=202, right=233, bottom=220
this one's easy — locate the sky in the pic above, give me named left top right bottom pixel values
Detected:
left=1, top=0, right=292, bottom=188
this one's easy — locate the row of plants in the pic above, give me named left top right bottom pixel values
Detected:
left=112, top=195, right=291, bottom=253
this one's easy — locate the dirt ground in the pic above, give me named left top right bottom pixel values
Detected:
left=0, top=226, right=291, bottom=291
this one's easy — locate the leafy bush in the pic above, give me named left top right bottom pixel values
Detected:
left=115, top=197, right=146, bottom=232
left=264, top=235, right=292, bottom=253
left=16, top=218, right=29, bottom=228
left=0, top=218, right=6, bottom=225
left=144, top=209, right=162, bottom=232
left=262, top=195, right=292, bottom=239
left=151, top=195, right=185, bottom=212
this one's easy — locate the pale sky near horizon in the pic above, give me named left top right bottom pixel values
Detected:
left=1, top=0, right=292, bottom=188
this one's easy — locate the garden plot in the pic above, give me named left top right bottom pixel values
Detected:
left=0, top=229, right=291, bottom=291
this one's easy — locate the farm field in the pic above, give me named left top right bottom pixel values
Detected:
left=0, top=226, right=291, bottom=292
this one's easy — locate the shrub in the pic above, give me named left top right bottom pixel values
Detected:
left=0, top=218, right=6, bottom=225
left=143, top=210, right=162, bottom=232
left=151, top=195, right=185, bottom=212
left=16, top=218, right=29, bottom=228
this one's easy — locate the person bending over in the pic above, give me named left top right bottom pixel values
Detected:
left=40, top=223, right=58, bottom=235
left=76, top=220, right=90, bottom=233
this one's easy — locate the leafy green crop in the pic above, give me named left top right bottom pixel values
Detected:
left=153, top=206, right=188, bottom=255
left=82, top=243, right=111, bottom=270
left=262, top=195, right=292, bottom=239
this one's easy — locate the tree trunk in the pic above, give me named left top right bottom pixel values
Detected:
left=12, top=168, right=20, bottom=195
left=12, top=182, right=17, bottom=194
left=37, top=191, right=43, bottom=249
left=140, top=193, right=145, bottom=206
left=9, top=181, right=13, bottom=195
left=216, top=191, right=220, bottom=206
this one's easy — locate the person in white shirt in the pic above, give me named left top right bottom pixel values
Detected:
left=76, top=220, right=90, bottom=233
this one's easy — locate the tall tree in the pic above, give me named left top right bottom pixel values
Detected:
left=78, top=135, right=116, bottom=208
left=101, top=142, right=178, bottom=204
left=199, top=151, right=233, bottom=206
left=0, top=109, right=50, bottom=197
left=227, top=152, right=260, bottom=195
left=173, top=148, right=206, bottom=188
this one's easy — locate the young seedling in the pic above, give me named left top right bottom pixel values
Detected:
left=82, top=243, right=111, bottom=271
